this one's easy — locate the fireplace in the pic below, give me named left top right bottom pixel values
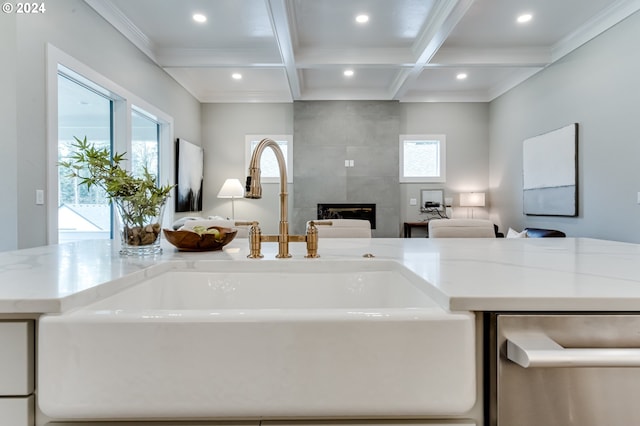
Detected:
left=317, top=203, right=376, bottom=229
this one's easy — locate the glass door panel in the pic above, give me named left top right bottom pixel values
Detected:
left=57, top=74, right=112, bottom=243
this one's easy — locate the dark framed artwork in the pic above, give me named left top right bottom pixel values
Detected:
left=523, top=123, right=578, bottom=216
left=175, top=139, right=204, bottom=212
left=420, top=189, right=444, bottom=211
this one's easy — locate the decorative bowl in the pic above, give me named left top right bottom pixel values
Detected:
left=163, top=226, right=237, bottom=251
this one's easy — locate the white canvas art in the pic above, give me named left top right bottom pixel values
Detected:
left=523, top=123, right=578, bottom=216
left=176, top=139, right=204, bottom=212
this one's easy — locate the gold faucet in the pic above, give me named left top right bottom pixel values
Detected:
left=242, top=138, right=330, bottom=259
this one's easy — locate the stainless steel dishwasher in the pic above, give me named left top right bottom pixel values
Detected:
left=489, top=313, right=640, bottom=426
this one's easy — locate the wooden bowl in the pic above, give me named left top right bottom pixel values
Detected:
left=163, top=226, right=237, bottom=251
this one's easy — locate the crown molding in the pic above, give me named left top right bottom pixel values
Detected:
left=399, top=90, right=491, bottom=103
left=198, top=90, right=293, bottom=103
left=551, top=0, right=640, bottom=61
left=83, top=0, right=157, bottom=63
left=486, top=68, right=544, bottom=101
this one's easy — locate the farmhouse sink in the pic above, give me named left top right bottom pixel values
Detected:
left=38, top=259, right=475, bottom=420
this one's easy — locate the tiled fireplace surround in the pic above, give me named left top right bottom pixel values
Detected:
left=292, top=101, right=400, bottom=237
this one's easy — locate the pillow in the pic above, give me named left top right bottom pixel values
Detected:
left=506, top=227, right=528, bottom=238
left=171, top=216, right=205, bottom=230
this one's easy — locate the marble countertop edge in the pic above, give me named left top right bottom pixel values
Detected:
left=2, top=237, right=640, bottom=314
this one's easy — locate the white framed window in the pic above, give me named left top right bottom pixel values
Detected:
left=399, top=134, right=446, bottom=183
left=131, top=107, right=161, bottom=179
left=47, top=44, right=173, bottom=244
left=245, top=135, right=293, bottom=183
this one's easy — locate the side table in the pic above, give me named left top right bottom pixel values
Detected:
left=403, top=221, right=429, bottom=238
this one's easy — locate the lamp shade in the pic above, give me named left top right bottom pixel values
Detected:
left=217, top=178, right=244, bottom=198
left=459, top=192, right=485, bottom=207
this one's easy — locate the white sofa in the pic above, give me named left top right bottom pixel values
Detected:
left=307, top=219, right=372, bottom=238
left=428, top=219, right=496, bottom=238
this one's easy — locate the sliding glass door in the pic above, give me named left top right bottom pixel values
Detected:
left=57, top=76, right=164, bottom=243
left=57, top=74, right=113, bottom=243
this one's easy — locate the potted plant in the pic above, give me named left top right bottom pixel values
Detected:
left=59, top=136, right=174, bottom=255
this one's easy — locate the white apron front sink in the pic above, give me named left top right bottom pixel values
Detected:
left=38, top=259, right=475, bottom=420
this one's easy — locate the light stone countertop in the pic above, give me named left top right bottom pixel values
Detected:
left=1, top=237, right=640, bottom=314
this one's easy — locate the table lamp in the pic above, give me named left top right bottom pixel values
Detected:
left=216, top=178, right=244, bottom=219
left=459, top=192, right=485, bottom=218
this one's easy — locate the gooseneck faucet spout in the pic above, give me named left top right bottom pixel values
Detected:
left=245, top=138, right=291, bottom=258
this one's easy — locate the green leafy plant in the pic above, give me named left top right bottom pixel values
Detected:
left=59, top=136, right=174, bottom=245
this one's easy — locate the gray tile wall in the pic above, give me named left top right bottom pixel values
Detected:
left=293, top=101, right=400, bottom=237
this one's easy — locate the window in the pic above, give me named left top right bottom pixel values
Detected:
left=399, top=134, right=446, bottom=183
left=57, top=73, right=114, bottom=243
left=47, top=45, right=173, bottom=244
left=131, top=108, right=160, bottom=179
left=57, top=87, right=164, bottom=244
left=245, top=135, right=293, bottom=183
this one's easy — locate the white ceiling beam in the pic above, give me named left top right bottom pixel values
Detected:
left=390, top=0, right=476, bottom=100
left=430, top=47, right=551, bottom=67
left=265, top=0, right=301, bottom=100
left=156, top=48, right=283, bottom=68
left=295, top=48, right=414, bottom=67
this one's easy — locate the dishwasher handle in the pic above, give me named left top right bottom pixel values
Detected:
left=506, top=332, right=640, bottom=368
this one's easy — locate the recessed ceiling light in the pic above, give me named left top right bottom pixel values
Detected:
left=456, top=73, right=468, bottom=80
left=193, top=13, right=207, bottom=23
left=344, top=69, right=355, bottom=77
left=231, top=73, right=242, bottom=80
left=355, top=14, right=369, bottom=24
left=517, top=13, right=532, bottom=24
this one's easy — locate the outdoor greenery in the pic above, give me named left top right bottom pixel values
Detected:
left=59, top=136, right=173, bottom=230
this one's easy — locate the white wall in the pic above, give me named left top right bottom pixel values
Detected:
left=9, top=0, right=201, bottom=249
left=201, top=102, right=491, bottom=237
left=489, top=10, right=640, bottom=242
left=0, top=14, right=18, bottom=251
left=200, top=103, right=294, bottom=235
left=400, top=103, right=491, bottom=236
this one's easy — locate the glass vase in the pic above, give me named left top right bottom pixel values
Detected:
left=114, top=198, right=166, bottom=256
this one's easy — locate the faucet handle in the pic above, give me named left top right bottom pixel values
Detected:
left=305, top=221, right=332, bottom=259
left=235, top=221, right=263, bottom=259
left=308, top=220, right=332, bottom=228
left=234, top=220, right=259, bottom=227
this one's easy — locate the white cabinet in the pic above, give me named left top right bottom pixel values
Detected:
left=0, top=396, right=34, bottom=426
left=0, top=321, right=34, bottom=426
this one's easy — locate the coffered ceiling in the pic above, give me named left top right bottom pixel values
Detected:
left=85, top=0, right=640, bottom=103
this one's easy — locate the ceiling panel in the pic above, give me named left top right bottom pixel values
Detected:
left=416, top=67, right=542, bottom=92
left=443, top=0, right=624, bottom=48
left=302, top=68, right=401, bottom=90
left=85, top=0, right=638, bottom=103
left=109, top=0, right=276, bottom=49
left=163, top=67, right=292, bottom=102
left=291, top=0, right=436, bottom=49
